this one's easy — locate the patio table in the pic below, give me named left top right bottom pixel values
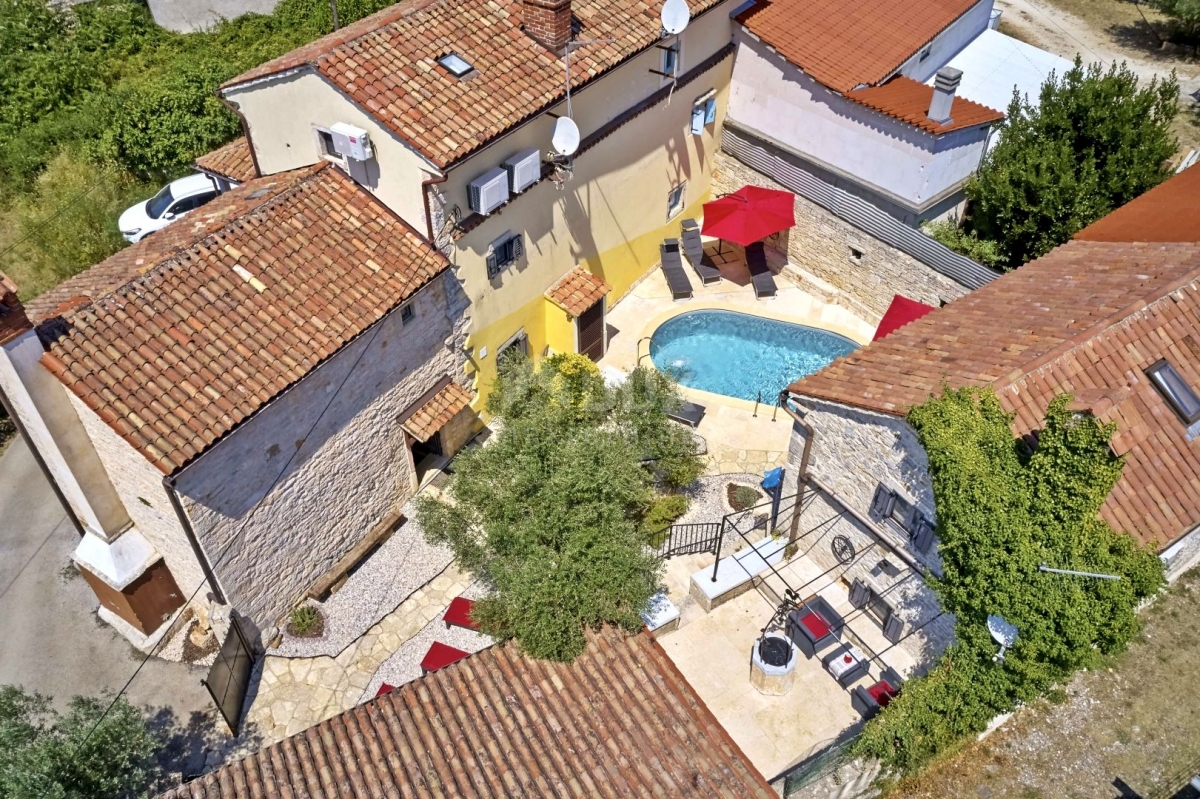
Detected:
left=420, top=642, right=470, bottom=675
left=444, top=596, right=479, bottom=631
left=824, top=643, right=867, bottom=684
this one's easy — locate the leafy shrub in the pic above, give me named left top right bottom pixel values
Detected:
left=727, top=484, right=762, bottom=512
left=287, top=605, right=323, bottom=638
left=923, top=219, right=1005, bottom=268
left=852, top=388, right=1163, bottom=776
left=0, top=684, right=162, bottom=796
left=642, top=494, right=690, bottom=544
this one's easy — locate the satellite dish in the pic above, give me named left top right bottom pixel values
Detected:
left=661, top=0, right=690, bottom=35
left=987, top=614, right=1018, bottom=662
left=551, top=116, right=580, bottom=156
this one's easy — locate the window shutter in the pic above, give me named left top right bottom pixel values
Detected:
left=869, top=485, right=895, bottom=522
left=913, top=517, right=935, bottom=553
left=691, top=105, right=705, bottom=135
left=883, top=612, right=905, bottom=643
left=486, top=252, right=499, bottom=279
left=849, top=578, right=870, bottom=608
left=704, top=97, right=717, bottom=124
left=509, top=234, right=523, bottom=262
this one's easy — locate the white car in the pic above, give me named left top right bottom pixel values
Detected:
left=119, top=173, right=220, bottom=243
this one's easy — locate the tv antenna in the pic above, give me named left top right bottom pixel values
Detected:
left=987, top=614, right=1018, bottom=663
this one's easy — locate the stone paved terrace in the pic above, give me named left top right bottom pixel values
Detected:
left=655, top=539, right=920, bottom=781
left=601, top=241, right=875, bottom=477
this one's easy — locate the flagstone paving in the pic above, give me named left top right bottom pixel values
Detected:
left=242, top=564, right=473, bottom=744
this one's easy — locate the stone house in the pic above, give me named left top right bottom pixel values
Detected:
left=0, top=166, right=476, bottom=648
left=783, top=165, right=1200, bottom=610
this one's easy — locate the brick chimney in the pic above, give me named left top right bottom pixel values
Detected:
left=927, top=67, right=962, bottom=125
left=523, top=0, right=572, bottom=52
left=0, top=272, right=32, bottom=347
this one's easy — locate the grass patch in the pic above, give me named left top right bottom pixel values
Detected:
left=726, top=483, right=762, bottom=512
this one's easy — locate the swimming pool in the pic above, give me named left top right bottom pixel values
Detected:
left=649, top=310, right=859, bottom=402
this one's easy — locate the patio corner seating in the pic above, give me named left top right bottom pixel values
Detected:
left=851, top=667, right=904, bottom=719
left=420, top=641, right=470, bottom=675
left=786, top=596, right=844, bottom=658
left=681, top=219, right=721, bottom=284
left=660, top=239, right=694, bottom=299
left=745, top=242, right=778, bottom=299
left=444, top=596, right=480, bottom=631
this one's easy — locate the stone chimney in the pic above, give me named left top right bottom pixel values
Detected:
left=927, top=67, right=962, bottom=125
left=0, top=272, right=32, bottom=347
left=523, top=0, right=572, bottom=52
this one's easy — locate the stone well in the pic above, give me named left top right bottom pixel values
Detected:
left=750, top=632, right=799, bottom=696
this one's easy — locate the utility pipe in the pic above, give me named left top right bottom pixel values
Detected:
left=779, top=392, right=813, bottom=549
left=162, top=474, right=226, bottom=605
left=421, top=173, right=449, bottom=244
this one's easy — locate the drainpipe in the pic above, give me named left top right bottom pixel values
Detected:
left=0, top=387, right=84, bottom=537
left=780, top=392, right=814, bottom=550
left=162, top=474, right=226, bottom=604
left=422, top=173, right=449, bottom=243
left=218, top=96, right=263, bottom=181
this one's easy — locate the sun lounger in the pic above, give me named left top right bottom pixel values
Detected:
left=669, top=400, right=706, bottom=428
left=681, top=219, right=721, bottom=284
left=443, top=596, right=480, bottom=631
left=660, top=239, right=694, bottom=299
left=420, top=641, right=470, bottom=674
left=745, top=241, right=777, bottom=298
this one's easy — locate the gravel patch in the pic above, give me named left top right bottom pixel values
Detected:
left=364, top=581, right=494, bottom=700
left=675, top=472, right=772, bottom=552
left=272, top=502, right=454, bottom=658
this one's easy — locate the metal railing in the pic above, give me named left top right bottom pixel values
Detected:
left=651, top=521, right=723, bottom=559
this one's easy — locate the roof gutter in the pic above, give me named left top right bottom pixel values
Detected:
left=0, top=385, right=84, bottom=538
left=162, top=473, right=226, bottom=604
left=218, top=96, right=263, bottom=180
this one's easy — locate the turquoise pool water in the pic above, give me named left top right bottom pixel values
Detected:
left=649, top=310, right=858, bottom=402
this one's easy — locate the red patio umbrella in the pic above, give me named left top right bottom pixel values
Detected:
left=873, top=294, right=936, bottom=342
left=701, top=185, right=796, bottom=247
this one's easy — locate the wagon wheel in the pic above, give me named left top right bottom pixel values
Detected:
left=831, top=534, right=855, bottom=564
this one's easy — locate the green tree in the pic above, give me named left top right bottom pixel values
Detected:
left=853, top=388, right=1163, bottom=775
left=416, top=354, right=703, bottom=661
left=0, top=685, right=162, bottom=798
left=1149, top=0, right=1200, bottom=40
left=922, top=218, right=1006, bottom=269
left=967, top=59, right=1178, bottom=269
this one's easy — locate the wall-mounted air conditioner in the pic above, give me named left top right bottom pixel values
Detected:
left=468, top=167, right=510, bottom=215
left=330, top=122, right=374, bottom=161
left=503, top=148, right=542, bottom=194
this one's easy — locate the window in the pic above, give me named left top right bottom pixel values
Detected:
left=438, top=53, right=474, bottom=78
left=497, top=330, right=529, bottom=363
left=146, top=184, right=175, bottom=220
left=849, top=246, right=864, bottom=262
left=667, top=183, right=686, bottom=220
left=869, top=484, right=935, bottom=554
left=1147, top=359, right=1200, bottom=424
left=486, top=233, right=523, bottom=279
left=662, top=43, right=679, bottom=79
left=691, top=91, right=717, bottom=135
left=919, top=46, right=932, bottom=62
left=401, top=303, right=415, bottom=325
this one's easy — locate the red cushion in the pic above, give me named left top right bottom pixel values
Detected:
left=421, top=641, right=470, bottom=673
left=444, top=596, right=479, bottom=630
left=799, top=610, right=831, bottom=640
left=375, top=683, right=395, bottom=698
left=867, top=680, right=898, bottom=707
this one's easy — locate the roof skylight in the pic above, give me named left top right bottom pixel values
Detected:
left=438, top=53, right=473, bottom=78
left=1147, top=359, right=1200, bottom=424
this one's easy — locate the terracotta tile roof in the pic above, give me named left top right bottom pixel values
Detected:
left=401, top=379, right=473, bottom=442
left=789, top=238, right=1200, bottom=549
left=193, top=136, right=258, bottom=184
left=159, top=627, right=776, bottom=799
left=846, top=75, right=1003, bottom=134
left=545, top=266, right=612, bottom=317
left=1075, top=164, right=1200, bottom=244
left=0, top=274, right=33, bottom=347
left=222, top=0, right=728, bottom=168
left=35, top=164, right=449, bottom=475
left=736, top=0, right=979, bottom=93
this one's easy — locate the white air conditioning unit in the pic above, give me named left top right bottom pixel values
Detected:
left=330, top=122, right=373, bottom=161
left=503, top=148, right=542, bottom=194
left=468, top=167, right=510, bottom=215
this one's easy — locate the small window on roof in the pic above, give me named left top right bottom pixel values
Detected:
left=1147, top=359, right=1200, bottom=424
left=438, top=53, right=473, bottom=77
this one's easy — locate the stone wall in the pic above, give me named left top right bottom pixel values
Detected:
left=785, top=397, right=941, bottom=574
left=713, top=150, right=969, bottom=321
left=175, top=273, right=471, bottom=635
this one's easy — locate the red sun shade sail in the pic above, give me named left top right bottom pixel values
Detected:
left=873, top=294, right=936, bottom=342
left=701, top=186, right=796, bottom=247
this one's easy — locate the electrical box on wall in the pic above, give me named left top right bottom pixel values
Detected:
left=330, top=122, right=374, bottom=161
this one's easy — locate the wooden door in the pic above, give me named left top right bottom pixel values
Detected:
left=577, top=301, right=605, bottom=361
